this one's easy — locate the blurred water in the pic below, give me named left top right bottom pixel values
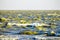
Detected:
left=0, top=17, right=60, bottom=36
left=0, top=11, right=60, bottom=37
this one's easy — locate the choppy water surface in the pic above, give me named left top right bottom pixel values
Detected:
left=0, top=10, right=60, bottom=40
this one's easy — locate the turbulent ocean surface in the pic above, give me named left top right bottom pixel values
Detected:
left=0, top=10, right=60, bottom=40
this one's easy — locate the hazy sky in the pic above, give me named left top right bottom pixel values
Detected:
left=0, top=0, right=60, bottom=10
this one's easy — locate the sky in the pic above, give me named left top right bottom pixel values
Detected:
left=0, top=0, right=60, bottom=10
